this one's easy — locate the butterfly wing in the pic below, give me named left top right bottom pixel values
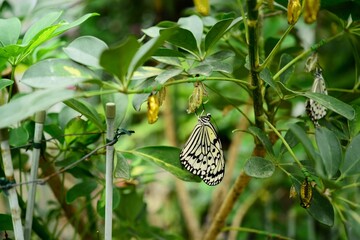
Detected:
left=200, top=121, right=225, bottom=186
left=180, top=116, right=225, bottom=186
left=306, top=68, right=327, bottom=126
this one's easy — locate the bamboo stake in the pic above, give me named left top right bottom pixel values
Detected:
left=0, top=128, right=24, bottom=240
left=24, top=111, right=46, bottom=240
left=105, top=103, right=115, bottom=240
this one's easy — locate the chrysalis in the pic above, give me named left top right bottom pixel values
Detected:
left=306, top=67, right=327, bottom=127
left=187, top=82, right=207, bottom=114
left=300, top=177, right=313, bottom=208
left=147, top=93, right=160, bottom=124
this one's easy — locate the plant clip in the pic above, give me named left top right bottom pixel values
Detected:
left=107, top=128, right=135, bottom=146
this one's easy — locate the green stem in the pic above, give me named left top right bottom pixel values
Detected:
left=273, top=32, right=344, bottom=80
left=259, top=24, right=294, bottom=71
left=237, top=0, right=248, bottom=44
left=247, top=0, right=264, bottom=131
left=260, top=116, right=303, bottom=168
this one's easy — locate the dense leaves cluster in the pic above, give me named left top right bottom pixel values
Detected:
left=1, top=0, right=360, bottom=239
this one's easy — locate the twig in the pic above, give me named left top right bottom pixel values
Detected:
left=24, top=111, right=46, bottom=240
left=207, top=103, right=251, bottom=221
left=203, top=173, right=251, bottom=240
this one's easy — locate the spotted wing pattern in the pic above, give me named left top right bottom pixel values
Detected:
left=180, top=113, right=225, bottom=186
left=306, top=68, right=328, bottom=127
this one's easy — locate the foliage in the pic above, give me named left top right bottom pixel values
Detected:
left=1, top=0, right=360, bottom=239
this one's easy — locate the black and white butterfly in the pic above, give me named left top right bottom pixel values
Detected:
left=306, top=67, right=328, bottom=127
left=180, top=113, right=225, bottom=186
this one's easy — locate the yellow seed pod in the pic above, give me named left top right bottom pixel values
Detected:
left=187, top=82, right=204, bottom=114
left=289, top=185, right=297, bottom=198
left=300, top=177, right=313, bottom=208
left=304, top=0, right=320, bottom=24
left=193, top=0, right=210, bottom=16
left=147, top=93, right=159, bottom=124
left=287, top=0, right=302, bottom=25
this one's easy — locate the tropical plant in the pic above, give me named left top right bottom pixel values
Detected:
left=0, top=0, right=359, bottom=239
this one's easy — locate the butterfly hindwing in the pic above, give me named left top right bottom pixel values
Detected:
left=180, top=113, right=225, bottom=186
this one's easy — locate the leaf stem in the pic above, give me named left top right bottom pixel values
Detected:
left=273, top=32, right=344, bottom=80
left=259, top=24, right=294, bottom=71
left=259, top=115, right=303, bottom=168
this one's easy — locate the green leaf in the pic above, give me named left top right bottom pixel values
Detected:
left=64, top=98, right=104, bottom=130
left=315, top=127, right=342, bottom=178
left=100, top=36, right=140, bottom=82
left=21, top=59, right=96, bottom=88
left=142, top=21, right=178, bottom=37
left=117, top=187, right=145, bottom=222
left=0, top=88, right=76, bottom=129
left=208, top=61, right=233, bottom=74
left=206, top=50, right=235, bottom=62
left=127, top=146, right=201, bottom=182
left=0, top=79, right=14, bottom=91
left=280, top=126, right=300, bottom=155
left=349, top=105, right=360, bottom=138
left=128, top=28, right=175, bottom=79
left=289, top=123, right=318, bottom=162
left=101, top=93, right=128, bottom=129
left=0, top=214, right=13, bottom=230
left=178, top=15, right=203, bottom=49
left=260, top=68, right=278, bottom=92
left=248, top=126, right=275, bottom=157
left=341, top=134, right=360, bottom=177
left=23, top=11, right=62, bottom=45
left=153, top=48, right=186, bottom=58
left=9, top=126, right=29, bottom=147
left=303, top=92, right=355, bottom=120
left=166, top=28, right=199, bottom=57
left=97, top=187, right=121, bottom=218
left=64, top=117, right=87, bottom=146
left=114, top=152, right=130, bottom=179
left=244, top=157, right=275, bottom=178
left=279, top=53, right=294, bottom=84
left=0, top=17, right=21, bottom=46
left=22, top=25, right=60, bottom=59
left=63, top=36, right=108, bottom=68
left=307, top=190, right=334, bottom=226
left=205, top=17, right=242, bottom=52
left=54, top=13, right=99, bottom=36
left=292, top=177, right=334, bottom=226
left=155, top=68, right=183, bottom=84
left=188, top=64, right=213, bottom=76
left=66, top=180, right=97, bottom=204
left=132, top=66, right=164, bottom=80
left=0, top=44, right=26, bottom=59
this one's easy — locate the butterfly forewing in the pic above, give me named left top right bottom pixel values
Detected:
left=180, top=114, right=225, bottom=186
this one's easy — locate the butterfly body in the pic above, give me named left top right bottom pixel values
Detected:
left=180, top=113, right=225, bottom=186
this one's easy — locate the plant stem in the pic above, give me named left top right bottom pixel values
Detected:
left=273, top=32, right=343, bottom=80
left=247, top=0, right=264, bottom=131
left=203, top=1, right=265, bottom=239
left=259, top=116, right=303, bottom=168
left=259, top=24, right=294, bottom=71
